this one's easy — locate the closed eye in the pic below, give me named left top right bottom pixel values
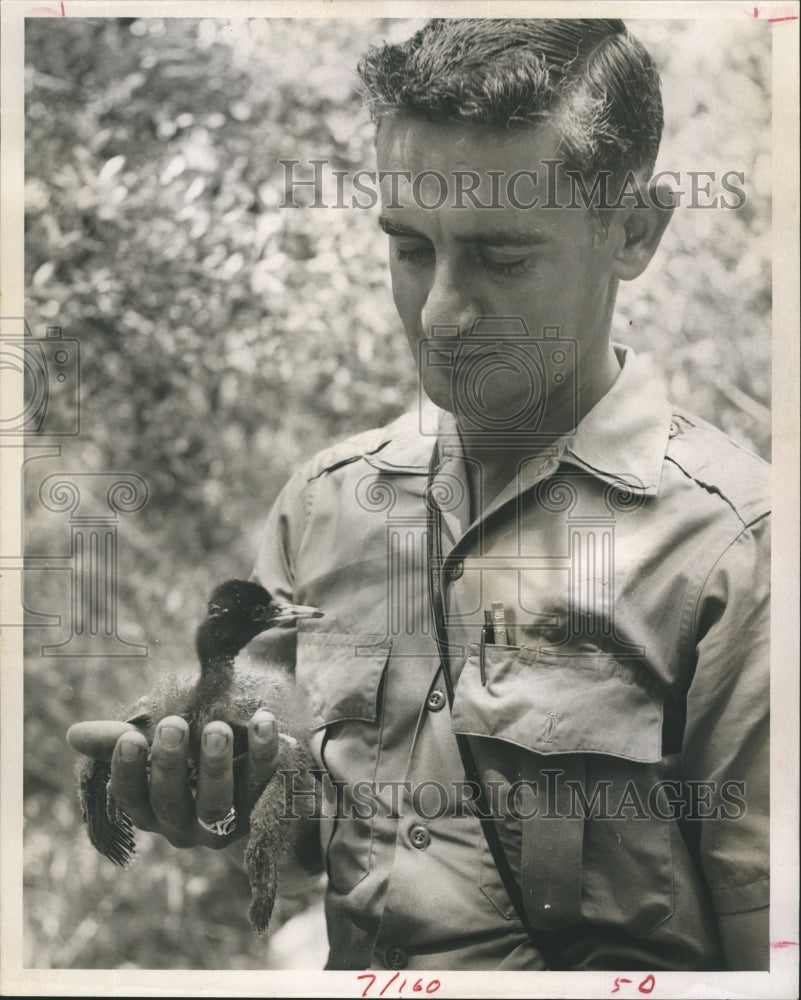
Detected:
left=391, top=239, right=535, bottom=277
left=474, top=243, right=539, bottom=277
left=476, top=253, right=529, bottom=276
left=392, top=242, right=433, bottom=266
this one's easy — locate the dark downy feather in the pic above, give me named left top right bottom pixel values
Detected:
left=78, top=756, right=136, bottom=867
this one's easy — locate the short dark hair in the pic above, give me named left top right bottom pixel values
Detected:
left=358, top=18, right=664, bottom=184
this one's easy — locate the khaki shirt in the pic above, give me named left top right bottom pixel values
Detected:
left=252, top=347, right=770, bottom=971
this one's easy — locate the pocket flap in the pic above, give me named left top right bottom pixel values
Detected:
left=296, top=629, right=391, bottom=729
left=452, top=645, right=663, bottom=763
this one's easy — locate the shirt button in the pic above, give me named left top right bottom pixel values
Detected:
left=447, top=560, right=464, bottom=581
left=385, top=946, right=408, bottom=969
left=669, top=420, right=679, bottom=437
left=409, top=824, right=430, bottom=850
left=426, top=688, right=446, bottom=712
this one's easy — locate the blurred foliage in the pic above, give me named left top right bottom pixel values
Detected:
left=22, top=16, right=770, bottom=970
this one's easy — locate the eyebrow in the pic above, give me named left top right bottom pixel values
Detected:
left=378, top=215, right=548, bottom=246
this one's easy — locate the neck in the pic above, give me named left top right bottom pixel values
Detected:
left=457, top=340, right=622, bottom=518
left=195, top=624, right=238, bottom=684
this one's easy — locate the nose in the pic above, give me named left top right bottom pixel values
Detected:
left=420, top=259, right=479, bottom=336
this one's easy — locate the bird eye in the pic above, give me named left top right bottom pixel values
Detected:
left=252, top=604, right=269, bottom=620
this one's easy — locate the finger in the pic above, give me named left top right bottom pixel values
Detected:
left=68, top=720, right=140, bottom=760
left=149, top=716, right=195, bottom=841
left=196, top=722, right=235, bottom=828
left=110, top=731, right=157, bottom=832
left=238, top=711, right=280, bottom=816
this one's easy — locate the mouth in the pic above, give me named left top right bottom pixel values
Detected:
left=265, top=602, right=324, bottom=626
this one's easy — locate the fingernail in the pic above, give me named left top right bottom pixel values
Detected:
left=158, top=725, right=184, bottom=749
left=254, top=715, right=276, bottom=740
left=204, top=730, right=228, bottom=752
left=120, top=739, right=143, bottom=761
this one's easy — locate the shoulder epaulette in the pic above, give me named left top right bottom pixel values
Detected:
left=666, top=408, right=770, bottom=527
left=303, top=409, right=421, bottom=482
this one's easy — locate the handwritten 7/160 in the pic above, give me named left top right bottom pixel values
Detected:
left=356, top=973, right=442, bottom=997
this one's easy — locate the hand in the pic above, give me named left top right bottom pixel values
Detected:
left=67, top=711, right=281, bottom=849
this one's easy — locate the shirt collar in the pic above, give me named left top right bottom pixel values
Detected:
left=560, top=344, right=672, bottom=496
left=366, top=345, right=672, bottom=498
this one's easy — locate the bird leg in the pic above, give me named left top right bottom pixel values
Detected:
left=244, top=734, right=319, bottom=934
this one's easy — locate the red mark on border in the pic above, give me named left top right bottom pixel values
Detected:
left=379, top=972, right=400, bottom=997
left=357, top=974, right=442, bottom=997
left=612, top=975, right=658, bottom=995
left=747, top=5, right=799, bottom=23
left=26, top=1, right=65, bottom=14
left=770, top=939, right=799, bottom=949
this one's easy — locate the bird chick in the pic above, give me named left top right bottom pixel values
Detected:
left=77, top=579, right=323, bottom=933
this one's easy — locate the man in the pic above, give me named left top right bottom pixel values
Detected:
left=68, top=19, right=769, bottom=972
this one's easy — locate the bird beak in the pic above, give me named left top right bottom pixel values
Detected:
left=266, top=602, right=324, bottom=626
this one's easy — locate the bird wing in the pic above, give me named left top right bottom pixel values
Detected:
left=78, top=756, right=137, bottom=867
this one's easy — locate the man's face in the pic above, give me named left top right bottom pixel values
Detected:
left=376, top=116, right=627, bottom=436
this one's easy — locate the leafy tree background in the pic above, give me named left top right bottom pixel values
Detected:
left=22, top=16, right=770, bottom=969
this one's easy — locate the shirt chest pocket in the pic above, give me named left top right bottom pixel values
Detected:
left=452, top=645, right=674, bottom=936
left=296, top=628, right=391, bottom=895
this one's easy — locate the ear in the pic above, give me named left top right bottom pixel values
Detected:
left=611, top=182, right=675, bottom=281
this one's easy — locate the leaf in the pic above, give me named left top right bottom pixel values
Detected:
left=183, top=176, right=206, bottom=203
left=160, top=155, right=186, bottom=185
left=97, top=155, right=126, bottom=184
left=32, top=260, right=56, bottom=286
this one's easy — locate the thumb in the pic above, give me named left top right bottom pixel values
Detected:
left=67, top=720, right=140, bottom=760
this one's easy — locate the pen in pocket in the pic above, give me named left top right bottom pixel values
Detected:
left=480, top=603, right=508, bottom=685
left=491, top=601, right=508, bottom=644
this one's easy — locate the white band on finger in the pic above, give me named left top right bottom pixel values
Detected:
left=198, top=805, right=237, bottom=837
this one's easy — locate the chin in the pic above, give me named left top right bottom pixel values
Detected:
left=419, top=373, right=456, bottom=413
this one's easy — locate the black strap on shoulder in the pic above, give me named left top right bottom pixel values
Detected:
left=425, top=441, right=569, bottom=970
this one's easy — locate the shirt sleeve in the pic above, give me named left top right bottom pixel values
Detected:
left=250, top=467, right=325, bottom=879
left=248, top=466, right=313, bottom=672
left=682, top=513, right=770, bottom=915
